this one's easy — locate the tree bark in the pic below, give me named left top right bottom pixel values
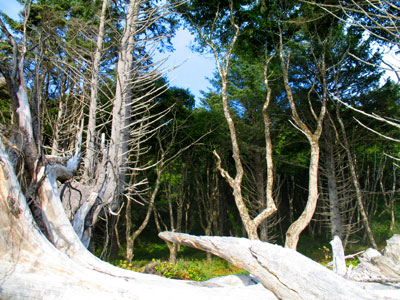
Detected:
left=204, top=2, right=276, bottom=240
left=285, top=140, right=321, bottom=249
left=0, top=133, right=397, bottom=300
left=107, top=0, right=141, bottom=209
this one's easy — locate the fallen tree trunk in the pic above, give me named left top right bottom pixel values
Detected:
left=159, top=231, right=400, bottom=300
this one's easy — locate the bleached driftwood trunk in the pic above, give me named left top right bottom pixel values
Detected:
left=330, top=235, right=347, bottom=277
left=349, top=235, right=400, bottom=282
left=159, top=231, right=400, bottom=300
left=0, top=139, right=276, bottom=300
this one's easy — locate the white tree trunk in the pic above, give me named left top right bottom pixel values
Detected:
left=160, top=232, right=400, bottom=300
left=285, top=140, right=321, bottom=248
left=278, top=27, right=326, bottom=250
left=84, top=0, right=109, bottom=178
left=208, top=6, right=276, bottom=240
left=330, top=235, right=347, bottom=277
left=107, top=0, right=141, bottom=210
left=1, top=137, right=398, bottom=299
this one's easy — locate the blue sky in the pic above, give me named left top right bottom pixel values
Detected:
left=155, top=27, right=216, bottom=103
left=1, top=0, right=216, bottom=104
left=2, top=1, right=20, bottom=18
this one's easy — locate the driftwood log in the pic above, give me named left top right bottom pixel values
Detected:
left=159, top=231, right=400, bottom=300
left=350, top=235, right=400, bottom=282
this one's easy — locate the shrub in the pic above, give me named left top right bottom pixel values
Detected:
left=318, top=245, right=332, bottom=266
left=153, top=260, right=205, bottom=281
left=113, top=256, right=246, bottom=281
left=116, top=260, right=146, bottom=272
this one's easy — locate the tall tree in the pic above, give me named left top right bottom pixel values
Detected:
left=277, top=22, right=327, bottom=249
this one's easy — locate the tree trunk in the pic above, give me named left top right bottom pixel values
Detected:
left=0, top=132, right=397, bottom=300
left=278, top=27, right=326, bottom=250
left=108, top=0, right=141, bottom=209
left=206, top=5, right=276, bottom=240
left=167, top=242, right=179, bottom=265
left=285, top=140, right=321, bottom=249
left=330, top=235, right=347, bottom=277
left=324, top=123, right=342, bottom=239
left=336, top=103, right=378, bottom=249
left=160, top=232, right=399, bottom=300
left=84, top=0, right=109, bottom=178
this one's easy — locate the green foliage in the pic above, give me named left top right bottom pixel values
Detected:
left=346, top=258, right=359, bottom=269
left=133, top=242, right=171, bottom=260
left=116, top=260, right=141, bottom=272
left=191, top=258, right=248, bottom=280
left=317, top=245, right=332, bottom=266
left=3, top=0, right=399, bottom=267
left=371, top=215, right=400, bottom=246
left=0, top=90, right=11, bottom=123
left=153, top=259, right=205, bottom=281
left=114, top=256, right=247, bottom=281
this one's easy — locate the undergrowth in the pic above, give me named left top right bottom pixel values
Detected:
left=317, top=245, right=359, bottom=269
left=114, top=257, right=247, bottom=281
